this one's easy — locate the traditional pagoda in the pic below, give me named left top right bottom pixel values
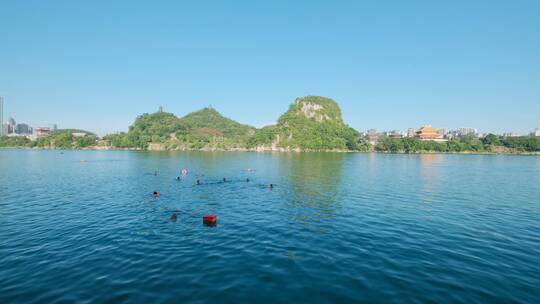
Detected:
left=415, top=124, right=440, bottom=140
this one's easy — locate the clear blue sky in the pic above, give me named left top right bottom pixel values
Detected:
left=1, top=0, right=539, bottom=136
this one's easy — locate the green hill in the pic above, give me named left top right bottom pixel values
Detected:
left=174, top=108, right=255, bottom=150
left=249, top=96, right=366, bottom=151
left=103, top=112, right=185, bottom=148
left=103, top=96, right=370, bottom=151
left=105, top=108, right=255, bottom=150
left=179, top=107, right=255, bottom=139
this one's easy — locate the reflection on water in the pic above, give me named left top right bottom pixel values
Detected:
left=418, top=154, right=443, bottom=203
left=279, top=153, right=345, bottom=230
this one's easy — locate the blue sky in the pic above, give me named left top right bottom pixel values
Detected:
left=1, top=0, right=539, bottom=135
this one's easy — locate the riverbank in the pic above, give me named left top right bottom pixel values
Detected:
left=2, top=146, right=540, bottom=155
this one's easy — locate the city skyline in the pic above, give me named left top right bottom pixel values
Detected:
left=1, top=1, right=539, bottom=135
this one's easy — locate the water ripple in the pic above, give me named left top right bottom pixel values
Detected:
left=0, top=150, right=539, bottom=303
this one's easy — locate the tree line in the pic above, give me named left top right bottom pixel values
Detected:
left=375, top=134, right=540, bottom=153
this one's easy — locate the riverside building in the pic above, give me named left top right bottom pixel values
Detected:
left=415, top=124, right=442, bottom=140
left=35, top=127, right=51, bottom=138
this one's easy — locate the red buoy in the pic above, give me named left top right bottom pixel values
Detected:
left=203, top=214, right=217, bottom=226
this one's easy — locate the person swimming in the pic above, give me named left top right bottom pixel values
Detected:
left=154, top=170, right=158, bottom=176
left=170, top=213, right=177, bottom=221
left=222, top=177, right=227, bottom=182
left=246, top=178, right=250, bottom=182
left=152, top=191, right=160, bottom=197
left=267, top=183, right=274, bottom=189
left=176, top=176, right=181, bottom=181
left=196, top=179, right=201, bottom=185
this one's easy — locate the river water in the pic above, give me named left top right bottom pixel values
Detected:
left=1, top=150, right=539, bottom=303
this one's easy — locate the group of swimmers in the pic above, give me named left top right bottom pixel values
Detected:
left=150, top=168, right=274, bottom=198
left=149, top=168, right=274, bottom=223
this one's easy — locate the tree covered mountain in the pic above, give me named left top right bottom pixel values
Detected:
left=104, top=112, right=184, bottom=148
left=249, top=96, right=369, bottom=151
left=104, top=107, right=256, bottom=150
left=104, top=96, right=369, bottom=151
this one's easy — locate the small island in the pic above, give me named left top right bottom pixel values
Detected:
left=1, top=96, right=540, bottom=154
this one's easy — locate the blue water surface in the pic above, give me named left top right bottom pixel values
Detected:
left=1, top=150, right=539, bottom=303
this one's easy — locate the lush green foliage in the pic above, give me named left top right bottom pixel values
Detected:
left=106, top=108, right=255, bottom=149
left=0, top=136, right=34, bottom=147
left=0, top=129, right=97, bottom=149
left=107, top=112, right=186, bottom=148
left=37, top=130, right=98, bottom=148
left=102, top=132, right=132, bottom=148
left=105, top=97, right=367, bottom=151
left=375, top=134, right=540, bottom=153
left=501, top=136, right=540, bottom=152
left=50, top=129, right=96, bottom=136
left=482, top=134, right=501, bottom=146
left=179, top=108, right=254, bottom=138
left=265, top=96, right=368, bottom=151
left=246, top=126, right=278, bottom=148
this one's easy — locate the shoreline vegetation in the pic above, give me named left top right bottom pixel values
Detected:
left=2, top=146, right=540, bottom=156
left=2, top=96, right=540, bottom=155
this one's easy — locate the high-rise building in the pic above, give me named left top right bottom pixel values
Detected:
left=16, top=123, right=31, bottom=135
left=6, top=117, right=16, bottom=135
left=0, top=96, right=3, bottom=136
left=532, top=128, right=540, bottom=137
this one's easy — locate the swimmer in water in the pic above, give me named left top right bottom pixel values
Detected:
left=196, top=179, right=201, bottom=185
left=170, top=213, right=177, bottom=221
left=223, top=177, right=227, bottom=182
left=267, top=183, right=274, bottom=189
left=176, top=176, right=181, bottom=181
left=246, top=178, right=250, bottom=182
left=152, top=191, right=160, bottom=197
left=154, top=170, right=158, bottom=176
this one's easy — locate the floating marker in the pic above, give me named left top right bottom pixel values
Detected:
left=203, top=214, right=217, bottom=226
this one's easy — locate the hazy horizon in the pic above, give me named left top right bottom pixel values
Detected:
left=1, top=1, right=539, bottom=136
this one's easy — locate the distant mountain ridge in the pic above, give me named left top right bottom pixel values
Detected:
left=103, top=96, right=369, bottom=151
